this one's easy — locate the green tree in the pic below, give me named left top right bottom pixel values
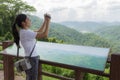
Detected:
left=0, top=0, right=36, bottom=37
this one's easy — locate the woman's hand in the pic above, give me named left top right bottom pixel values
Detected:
left=44, top=13, right=51, bottom=22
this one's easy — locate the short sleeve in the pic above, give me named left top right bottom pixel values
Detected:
left=26, top=30, right=37, bottom=40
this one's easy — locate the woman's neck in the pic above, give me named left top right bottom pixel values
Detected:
left=23, top=26, right=29, bottom=30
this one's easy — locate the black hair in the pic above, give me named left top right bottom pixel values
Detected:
left=12, top=14, right=27, bottom=47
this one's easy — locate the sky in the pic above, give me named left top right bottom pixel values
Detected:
left=22, top=0, right=120, bottom=22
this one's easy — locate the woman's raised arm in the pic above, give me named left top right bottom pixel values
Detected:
left=36, top=14, right=51, bottom=39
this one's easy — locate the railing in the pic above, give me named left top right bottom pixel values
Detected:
left=0, top=41, right=120, bottom=80
left=0, top=42, right=3, bottom=65
left=38, top=60, right=110, bottom=80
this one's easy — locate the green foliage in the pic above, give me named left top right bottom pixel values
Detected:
left=96, top=26, right=120, bottom=42
left=38, top=37, right=64, bottom=43
left=0, top=0, right=36, bottom=37
left=42, top=64, right=74, bottom=78
left=0, top=55, right=3, bottom=60
left=0, top=46, right=2, bottom=51
left=84, top=73, right=109, bottom=80
left=48, top=22, right=111, bottom=48
left=84, top=73, right=90, bottom=80
left=0, top=37, right=5, bottom=41
left=43, top=76, right=59, bottom=80
left=29, top=15, right=43, bottom=30
left=4, top=32, right=13, bottom=40
left=95, top=26, right=120, bottom=53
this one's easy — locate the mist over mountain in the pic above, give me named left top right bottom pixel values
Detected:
left=61, top=21, right=120, bottom=33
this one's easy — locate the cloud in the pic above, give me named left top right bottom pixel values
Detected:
left=108, top=3, right=120, bottom=11
left=22, top=0, right=120, bottom=22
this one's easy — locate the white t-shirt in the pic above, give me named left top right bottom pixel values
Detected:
left=20, top=29, right=38, bottom=57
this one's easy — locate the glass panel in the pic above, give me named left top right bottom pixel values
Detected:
left=0, top=41, right=110, bottom=71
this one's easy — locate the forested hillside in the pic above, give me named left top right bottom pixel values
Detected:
left=94, top=26, right=120, bottom=53
left=60, top=21, right=120, bottom=53
left=29, top=15, right=43, bottom=29
left=29, top=15, right=111, bottom=48
left=61, top=21, right=120, bottom=33
left=95, top=26, right=120, bottom=43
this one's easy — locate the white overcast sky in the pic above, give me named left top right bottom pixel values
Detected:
left=22, top=0, right=120, bottom=22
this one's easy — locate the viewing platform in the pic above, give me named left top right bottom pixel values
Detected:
left=0, top=41, right=120, bottom=80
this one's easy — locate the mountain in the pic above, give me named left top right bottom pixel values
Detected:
left=29, top=15, right=111, bottom=48
left=60, top=21, right=120, bottom=43
left=95, top=26, right=120, bottom=43
left=29, top=15, right=43, bottom=30
left=61, top=21, right=120, bottom=33
left=95, top=25, right=120, bottom=53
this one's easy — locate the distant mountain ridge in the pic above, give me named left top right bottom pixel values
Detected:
left=95, top=26, right=120, bottom=42
left=61, top=21, right=120, bottom=32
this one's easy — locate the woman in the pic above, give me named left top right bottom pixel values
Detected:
left=12, top=13, right=51, bottom=80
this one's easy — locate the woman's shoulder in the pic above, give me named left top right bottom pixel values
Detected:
left=20, top=29, right=36, bottom=37
left=20, top=29, right=33, bottom=33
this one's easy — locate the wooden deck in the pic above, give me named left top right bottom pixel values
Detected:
left=0, top=71, right=25, bottom=80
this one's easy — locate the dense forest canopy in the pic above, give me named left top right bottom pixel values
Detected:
left=0, top=0, right=36, bottom=36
